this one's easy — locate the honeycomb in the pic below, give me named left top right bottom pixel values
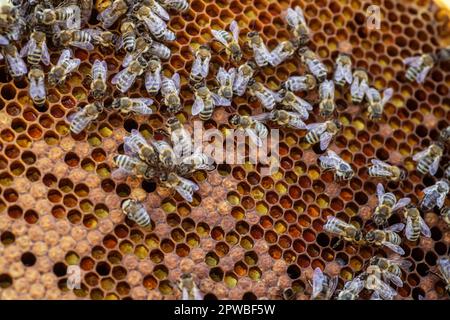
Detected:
left=0, top=0, right=449, bottom=300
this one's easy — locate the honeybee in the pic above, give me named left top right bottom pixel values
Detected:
left=230, top=114, right=268, bottom=147
left=403, top=53, right=434, bottom=84
left=112, top=154, right=156, bottom=180
left=232, top=61, right=256, bottom=96
left=135, top=5, right=175, bottom=41
left=48, top=49, right=80, bottom=86
left=89, top=29, right=118, bottom=50
left=3, top=44, right=27, bottom=78
left=365, top=265, right=397, bottom=300
left=152, top=140, right=176, bottom=170
left=123, top=129, right=158, bottom=165
left=161, top=72, right=181, bottom=113
left=284, top=5, right=309, bottom=46
left=305, top=120, right=342, bottom=151
left=122, top=199, right=152, bottom=228
left=90, top=59, right=107, bottom=100
left=439, top=125, right=450, bottom=145
left=177, top=150, right=215, bottom=177
left=34, top=3, right=81, bottom=29
left=28, top=66, right=46, bottom=107
left=319, top=150, right=354, bottom=181
left=368, top=159, right=406, bottom=182
left=247, top=79, right=280, bottom=110
left=111, top=97, right=154, bottom=116
left=337, top=276, right=364, bottom=300
left=145, top=56, right=162, bottom=95
left=412, top=142, right=444, bottom=176
left=177, top=273, right=203, bottom=300
left=310, top=267, right=338, bottom=300
left=246, top=31, right=273, bottom=67
left=67, top=102, right=103, bottom=134
left=420, top=179, right=449, bottom=211
left=256, top=110, right=307, bottom=130
left=148, top=40, right=171, bottom=60
left=122, top=36, right=152, bottom=67
left=437, top=257, right=450, bottom=293
left=166, top=116, right=192, bottom=158
left=402, top=206, right=431, bottom=242
left=350, top=69, right=369, bottom=104
left=281, top=74, right=316, bottom=92
left=299, top=48, right=327, bottom=82
left=158, top=0, right=188, bottom=12
left=55, top=29, right=95, bottom=50
left=323, top=216, right=365, bottom=246
left=118, top=18, right=136, bottom=53
left=20, top=30, right=50, bottom=66
left=161, top=172, right=199, bottom=202
left=97, top=0, right=128, bottom=29
left=211, top=20, right=242, bottom=62
left=318, top=80, right=336, bottom=118
left=441, top=207, right=450, bottom=226
left=142, top=0, right=170, bottom=21
left=365, top=87, right=393, bottom=120
left=192, top=84, right=231, bottom=121
left=369, top=256, right=412, bottom=288
left=190, top=45, right=211, bottom=84
left=269, top=40, right=297, bottom=67
left=112, top=55, right=148, bottom=93
left=216, top=67, right=236, bottom=101
left=333, top=53, right=353, bottom=87
left=372, top=183, right=411, bottom=227
left=365, top=223, right=405, bottom=255
left=277, top=90, right=312, bottom=120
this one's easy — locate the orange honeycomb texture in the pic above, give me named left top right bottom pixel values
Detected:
left=0, top=0, right=449, bottom=300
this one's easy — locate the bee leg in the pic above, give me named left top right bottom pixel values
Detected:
left=426, top=269, right=445, bottom=281
left=332, top=238, right=342, bottom=249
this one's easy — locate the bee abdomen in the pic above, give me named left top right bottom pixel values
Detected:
left=305, top=131, right=319, bottom=145
left=130, top=208, right=152, bottom=228
left=386, top=232, right=402, bottom=245
left=406, top=67, right=419, bottom=82
left=417, top=157, right=432, bottom=174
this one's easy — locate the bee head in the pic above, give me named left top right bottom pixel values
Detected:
left=247, top=31, right=258, bottom=38
left=373, top=214, right=387, bottom=227
left=246, top=60, right=257, bottom=70
left=111, top=99, right=121, bottom=109
left=229, top=114, right=240, bottom=125
left=365, top=231, right=375, bottom=243
left=121, top=198, right=133, bottom=210
left=333, top=120, right=343, bottom=130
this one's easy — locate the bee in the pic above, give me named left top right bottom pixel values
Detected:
left=161, top=172, right=199, bottom=202
left=89, top=29, right=118, bottom=50
left=177, top=273, right=203, bottom=300
left=3, top=44, right=27, bottom=78
left=283, top=5, right=309, bottom=46
left=112, top=154, right=156, bottom=180
left=145, top=56, right=162, bottom=95
left=232, top=61, right=256, bottom=96
left=441, top=207, right=450, bottom=226
left=97, top=0, right=128, bottom=29
left=420, top=179, right=449, bottom=211
left=365, top=265, right=397, bottom=300
left=89, top=59, right=107, bottom=100
left=55, top=29, right=95, bottom=51
left=177, top=150, right=215, bottom=177
left=269, top=40, right=297, bottom=67
left=211, top=20, right=242, bottom=62
left=350, top=69, right=369, bottom=104
left=48, top=49, right=80, bottom=86
left=403, top=53, right=434, bottom=84
left=123, top=129, right=158, bottom=165
left=190, top=45, right=211, bottom=84
left=118, top=18, right=137, bottom=53
left=161, top=72, right=181, bottom=113
left=318, top=80, right=336, bottom=118
left=256, top=110, right=307, bottom=130
left=365, top=223, right=405, bottom=255
left=305, top=120, right=342, bottom=151
left=28, top=66, right=46, bottom=107
left=281, top=74, right=316, bottom=92
left=333, top=53, right=353, bottom=87
left=277, top=90, right=312, bottom=120
left=121, top=199, right=152, bottom=229
left=365, top=87, right=393, bottom=120
left=122, top=36, right=152, bottom=67
left=20, top=30, right=50, bottom=66
left=310, top=267, right=338, bottom=300
left=372, top=183, right=411, bottom=227
left=216, top=67, right=236, bottom=101
left=135, top=5, right=175, bottom=42
left=337, top=276, right=365, bottom=300
left=192, top=84, right=231, bottom=121
left=246, top=31, right=273, bottom=67
left=323, top=216, right=365, bottom=246
left=369, top=256, right=412, bottom=288
left=67, top=102, right=103, bottom=134
left=247, top=79, right=280, bottom=110
left=34, top=3, right=81, bottom=29
left=152, top=140, right=177, bottom=170
left=142, top=0, right=170, bottom=21
left=438, top=125, right=450, bottom=145
left=148, top=40, right=171, bottom=60
left=319, top=150, right=354, bottom=181
left=402, top=206, right=431, bottom=242
left=111, top=97, right=154, bottom=116
left=112, top=55, right=148, bottom=93
left=230, top=114, right=268, bottom=147
left=368, top=159, right=407, bottom=182
left=158, top=0, right=188, bottom=12
left=299, top=48, right=327, bottom=82
left=437, top=257, right=450, bottom=293
left=166, top=116, right=192, bottom=158
left=412, top=142, right=444, bottom=176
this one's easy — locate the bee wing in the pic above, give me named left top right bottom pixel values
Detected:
left=405, top=216, right=415, bottom=241
left=436, top=192, right=446, bottom=209
left=58, top=49, right=72, bottom=65
left=176, top=177, right=199, bottom=202
left=344, top=65, right=353, bottom=84
left=111, top=68, right=128, bottom=85
left=20, top=39, right=34, bottom=57
left=145, top=71, right=162, bottom=93
left=397, top=259, right=412, bottom=271
left=152, top=1, right=170, bottom=21
left=376, top=183, right=385, bottom=201
left=65, top=6, right=81, bottom=29
left=403, top=56, right=421, bottom=67
left=70, top=41, right=95, bottom=51
left=392, top=197, right=411, bottom=211
left=383, top=241, right=405, bottom=256
left=350, top=78, right=367, bottom=100
left=230, top=20, right=240, bottom=42
left=211, top=29, right=228, bottom=47
left=319, top=151, right=340, bottom=168
left=245, top=128, right=263, bottom=147
left=201, top=58, right=210, bottom=78
left=412, top=149, right=428, bottom=161
left=211, top=92, right=231, bottom=106
left=132, top=98, right=154, bottom=106
left=284, top=8, right=300, bottom=27
left=66, top=58, right=81, bottom=73
left=382, top=88, right=393, bottom=104
left=419, top=216, right=431, bottom=237
left=66, top=110, right=79, bottom=123
left=333, top=65, right=346, bottom=83
left=111, top=167, right=132, bottom=180
left=228, top=68, right=236, bottom=83
left=319, top=132, right=333, bottom=151
left=251, top=112, right=273, bottom=122
left=371, top=159, right=389, bottom=168
left=311, top=268, right=324, bottom=299
left=172, top=72, right=181, bottom=90
left=385, top=223, right=405, bottom=233
left=283, top=111, right=306, bottom=129
left=6, top=55, right=27, bottom=76
left=365, top=87, right=378, bottom=104
left=416, top=66, right=431, bottom=84
left=122, top=53, right=134, bottom=67
left=370, top=291, right=381, bottom=300
left=216, top=67, right=227, bottom=85
left=181, top=288, right=190, bottom=300
left=384, top=272, right=404, bottom=288
left=295, top=6, right=307, bottom=24
left=306, top=122, right=326, bottom=131
left=429, top=156, right=440, bottom=176
left=30, top=77, right=45, bottom=98
left=0, top=35, right=9, bottom=45
left=327, top=276, right=339, bottom=299
left=191, top=96, right=205, bottom=115
left=191, top=56, right=202, bottom=76
left=290, top=99, right=310, bottom=119
left=41, top=41, right=50, bottom=66
left=193, top=287, right=203, bottom=300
